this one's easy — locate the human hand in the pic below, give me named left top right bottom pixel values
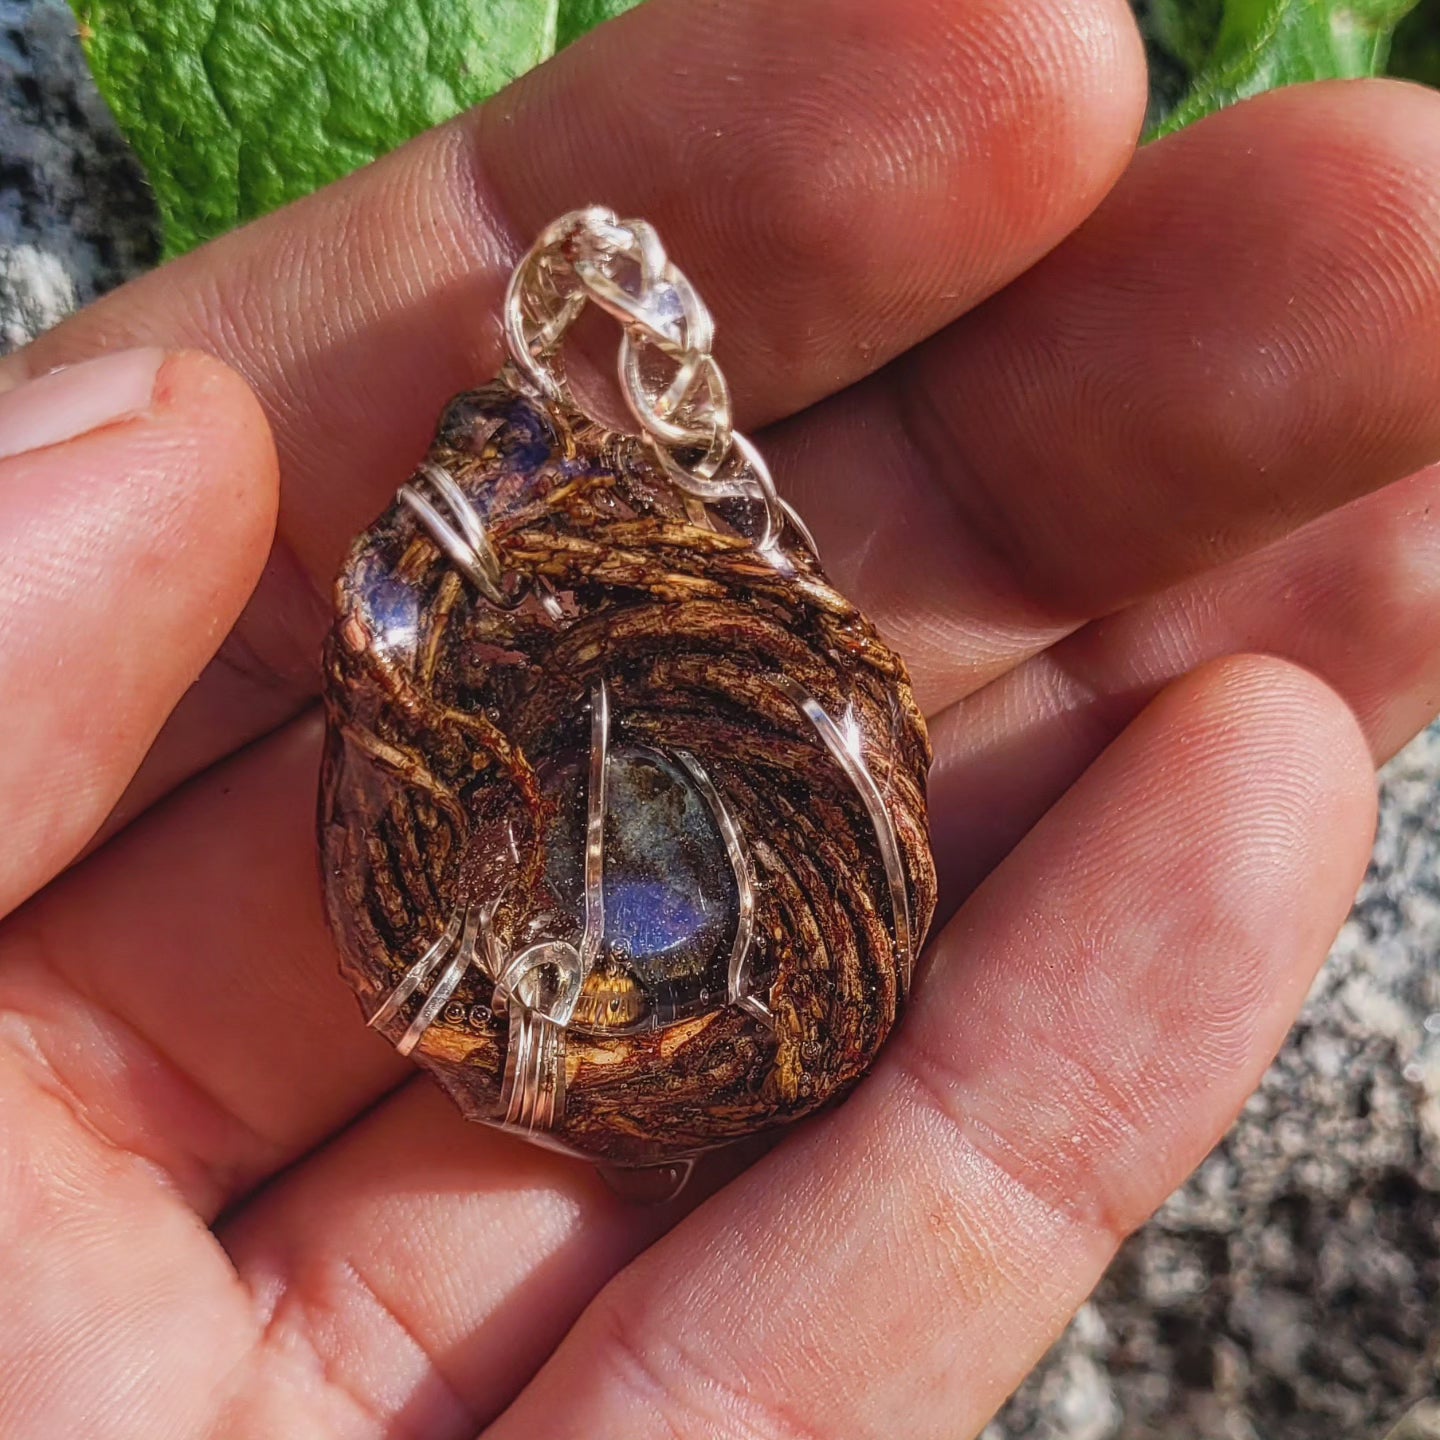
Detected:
left=2, top=1, right=1439, bottom=1435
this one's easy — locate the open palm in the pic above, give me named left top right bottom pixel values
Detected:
left=2, top=1, right=1439, bottom=1435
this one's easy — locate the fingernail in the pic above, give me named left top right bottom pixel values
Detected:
left=0, top=348, right=165, bottom=462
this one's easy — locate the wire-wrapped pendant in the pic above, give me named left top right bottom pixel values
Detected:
left=319, top=209, right=936, bottom=1171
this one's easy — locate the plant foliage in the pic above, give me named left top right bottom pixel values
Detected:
left=76, top=0, right=1432, bottom=256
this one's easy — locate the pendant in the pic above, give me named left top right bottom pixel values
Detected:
left=319, top=208, right=936, bottom=1175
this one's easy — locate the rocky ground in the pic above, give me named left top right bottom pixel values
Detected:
left=4, top=2, right=1439, bottom=1435
left=989, top=733, right=1440, bottom=1439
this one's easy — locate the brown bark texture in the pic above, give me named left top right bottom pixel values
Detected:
left=319, top=379, right=936, bottom=1165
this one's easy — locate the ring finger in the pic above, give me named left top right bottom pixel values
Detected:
left=477, top=657, right=1375, bottom=1440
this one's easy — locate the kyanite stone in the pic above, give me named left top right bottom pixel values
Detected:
left=543, top=743, right=739, bottom=1025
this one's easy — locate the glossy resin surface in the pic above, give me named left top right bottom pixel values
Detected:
left=319, top=379, right=936, bottom=1165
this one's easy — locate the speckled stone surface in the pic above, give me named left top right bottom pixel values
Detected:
left=0, top=0, right=156, bottom=347
left=988, top=731, right=1440, bottom=1439
left=4, top=4, right=1438, bottom=1435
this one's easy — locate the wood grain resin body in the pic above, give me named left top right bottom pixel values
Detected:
left=319, top=379, right=936, bottom=1168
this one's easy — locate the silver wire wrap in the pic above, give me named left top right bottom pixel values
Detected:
left=504, top=205, right=809, bottom=557
left=493, top=682, right=608, bottom=1130
left=367, top=218, right=879, bottom=1147
left=676, top=749, right=767, bottom=1027
left=772, top=676, right=915, bottom=988
left=399, top=463, right=511, bottom=606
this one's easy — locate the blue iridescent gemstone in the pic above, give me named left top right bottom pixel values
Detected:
left=542, top=743, right=739, bottom=1029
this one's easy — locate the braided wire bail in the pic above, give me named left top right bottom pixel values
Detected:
left=502, top=206, right=795, bottom=554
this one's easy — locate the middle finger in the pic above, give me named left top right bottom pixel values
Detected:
left=775, top=79, right=1440, bottom=714
left=3, top=0, right=1146, bottom=830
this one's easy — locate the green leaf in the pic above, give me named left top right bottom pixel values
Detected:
left=77, top=0, right=642, bottom=258
left=1389, top=0, right=1440, bottom=84
left=1139, top=0, right=1424, bottom=138
left=557, top=0, right=640, bottom=49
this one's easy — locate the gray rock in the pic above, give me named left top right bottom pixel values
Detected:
left=992, top=735, right=1440, bottom=1440
left=1390, top=1400, right=1440, bottom=1439
left=0, top=0, right=155, bottom=351
left=3, top=5, right=1438, bottom=1437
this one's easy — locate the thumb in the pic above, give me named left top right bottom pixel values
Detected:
left=0, top=348, right=278, bottom=916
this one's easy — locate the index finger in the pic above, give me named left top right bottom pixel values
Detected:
left=5, top=0, right=1145, bottom=830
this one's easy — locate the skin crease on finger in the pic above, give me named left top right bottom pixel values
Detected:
left=926, top=464, right=1440, bottom=912
left=0, top=0, right=1147, bottom=837
left=772, top=78, right=1440, bottom=716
